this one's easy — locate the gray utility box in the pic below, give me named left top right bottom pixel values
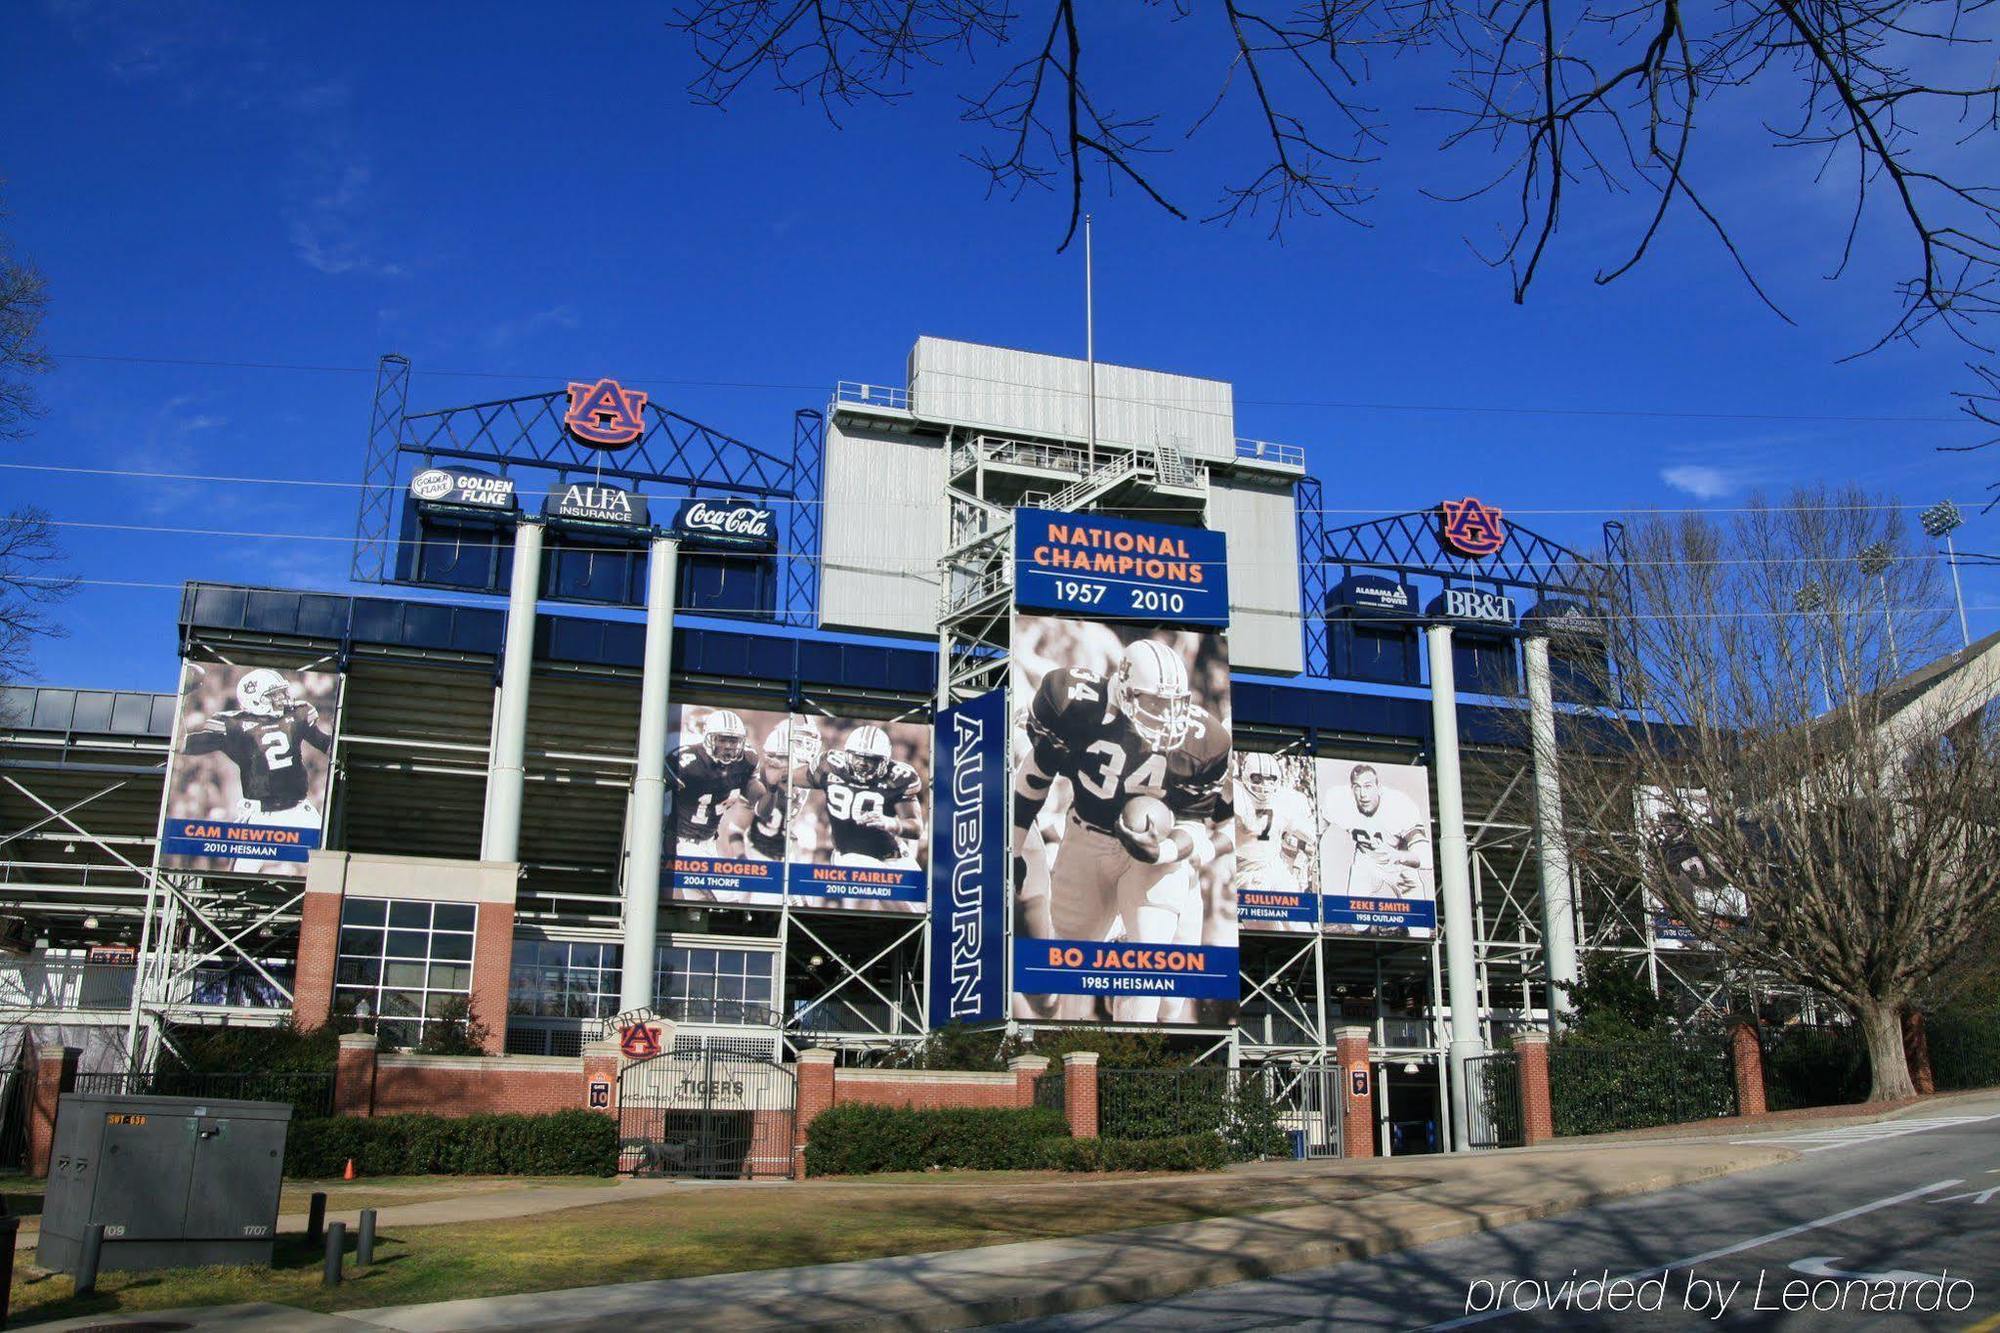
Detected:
left=37, top=1094, right=292, bottom=1273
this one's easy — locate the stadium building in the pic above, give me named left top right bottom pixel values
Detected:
left=0, top=336, right=1771, bottom=1162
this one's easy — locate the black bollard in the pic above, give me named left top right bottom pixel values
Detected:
left=306, top=1191, right=327, bottom=1245
left=75, top=1223, right=103, bottom=1298
left=322, top=1221, right=345, bottom=1287
left=356, top=1209, right=376, bottom=1267
left=0, top=1213, right=19, bottom=1327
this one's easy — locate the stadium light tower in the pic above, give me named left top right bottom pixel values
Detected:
left=1919, top=500, right=1971, bottom=648
left=1793, top=581, right=1833, bottom=711
left=1857, top=542, right=1900, bottom=676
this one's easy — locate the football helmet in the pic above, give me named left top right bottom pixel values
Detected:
left=763, top=719, right=823, bottom=772
left=235, top=668, right=295, bottom=718
left=1241, top=752, right=1282, bottom=807
left=844, top=724, right=892, bottom=782
left=702, top=710, right=748, bottom=764
left=1110, top=640, right=1192, bottom=749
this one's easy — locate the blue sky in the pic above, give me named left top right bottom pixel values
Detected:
left=2, top=1, right=1993, bottom=691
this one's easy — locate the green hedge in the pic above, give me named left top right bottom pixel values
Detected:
left=1549, top=1037, right=1736, bottom=1136
left=286, top=1111, right=617, bottom=1178
left=804, top=1104, right=1068, bottom=1176
left=1042, top=1133, right=1229, bottom=1173
left=1763, top=1024, right=1869, bottom=1110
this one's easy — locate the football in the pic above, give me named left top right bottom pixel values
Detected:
left=1119, top=794, right=1175, bottom=837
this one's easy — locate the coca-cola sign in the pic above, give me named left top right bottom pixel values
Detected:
left=672, top=498, right=778, bottom=551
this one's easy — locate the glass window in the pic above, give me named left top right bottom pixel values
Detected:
left=434, top=903, right=478, bottom=933
left=429, top=933, right=473, bottom=962
left=388, top=901, right=431, bottom=929
left=341, top=899, right=387, bottom=926
left=333, top=896, right=477, bottom=1047
left=503, top=939, right=623, bottom=1021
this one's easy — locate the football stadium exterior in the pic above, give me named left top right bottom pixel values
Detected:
left=0, top=336, right=1745, bottom=1163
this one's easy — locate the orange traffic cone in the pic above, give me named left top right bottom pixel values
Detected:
left=343, top=1158, right=357, bottom=1181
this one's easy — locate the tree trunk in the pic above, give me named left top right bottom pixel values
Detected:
left=1857, top=998, right=1917, bottom=1103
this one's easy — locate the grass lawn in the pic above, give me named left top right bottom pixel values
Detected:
left=6, top=1168, right=1386, bottom=1325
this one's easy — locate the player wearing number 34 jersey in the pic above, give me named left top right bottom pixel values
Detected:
left=1012, top=641, right=1234, bottom=1021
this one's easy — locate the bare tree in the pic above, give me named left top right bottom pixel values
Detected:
left=0, top=199, right=71, bottom=683
left=666, top=3, right=2000, bottom=445
left=1545, top=488, right=2000, bottom=1102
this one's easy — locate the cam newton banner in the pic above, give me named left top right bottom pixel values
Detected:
left=928, top=687, right=1008, bottom=1027
left=158, top=661, right=343, bottom=877
left=663, top=704, right=932, bottom=914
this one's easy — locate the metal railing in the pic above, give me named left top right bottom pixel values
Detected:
left=1035, top=1069, right=1067, bottom=1113
left=1548, top=1039, right=1737, bottom=1136
left=1464, top=1051, right=1524, bottom=1149
left=833, top=382, right=911, bottom=412
left=72, top=1070, right=337, bottom=1119
left=1236, top=438, right=1306, bottom=468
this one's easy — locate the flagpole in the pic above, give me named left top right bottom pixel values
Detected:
left=1085, top=213, right=1097, bottom=474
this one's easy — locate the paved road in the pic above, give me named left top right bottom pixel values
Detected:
left=998, top=1098, right=2000, bottom=1332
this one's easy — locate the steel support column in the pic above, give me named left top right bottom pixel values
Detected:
left=1524, top=636, right=1580, bottom=1028
left=481, top=520, right=543, bottom=861
left=621, top=535, right=678, bottom=1013
left=1425, top=624, right=1484, bottom=1150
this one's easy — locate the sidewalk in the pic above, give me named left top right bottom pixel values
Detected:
left=30, top=1137, right=1796, bottom=1333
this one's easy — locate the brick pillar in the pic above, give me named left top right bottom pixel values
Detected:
left=1062, top=1051, right=1099, bottom=1140
left=583, top=1039, right=621, bottom=1116
left=28, top=1045, right=80, bottom=1178
left=469, top=901, right=515, bottom=1055
left=292, top=888, right=342, bottom=1032
left=1903, top=1010, right=1935, bottom=1095
left=334, top=1031, right=378, bottom=1118
left=1334, top=1026, right=1374, bottom=1159
left=1730, top=1020, right=1767, bottom=1117
left=795, top=1049, right=837, bottom=1173
left=1515, top=1031, right=1554, bottom=1145
left=1009, top=1054, right=1050, bottom=1109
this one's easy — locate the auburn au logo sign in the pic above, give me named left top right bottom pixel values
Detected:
left=1438, top=497, right=1507, bottom=558
left=618, top=1019, right=663, bottom=1059
left=565, top=377, right=648, bottom=449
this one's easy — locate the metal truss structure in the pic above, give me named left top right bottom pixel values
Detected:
left=351, top=356, right=824, bottom=627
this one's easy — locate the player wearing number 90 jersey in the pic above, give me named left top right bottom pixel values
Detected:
left=801, top=726, right=923, bottom=866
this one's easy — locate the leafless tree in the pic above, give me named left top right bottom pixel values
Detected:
left=1, top=198, right=71, bottom=683
left=666, top=2, right=2000, bottom=451
left=1543, top=487, right=2000, bottom=1101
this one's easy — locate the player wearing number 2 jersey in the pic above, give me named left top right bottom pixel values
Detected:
left=180, top=668, right=332, bottom=871
left=1012, top=641, right=1234, bottom=1022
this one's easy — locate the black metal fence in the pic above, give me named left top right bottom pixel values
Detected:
left=1547, top=1039, right=1736, bottom=1136
left=71, top=1070, right=337, bottom=1120
left=1927, top=1014, right=2000, bottom=1092
left=1034, top=1069, right=1066, bottom=1114
left=1464, top=1051, right=1523, bottom=1149
left=1095, top=1066, right=1291, bottom=1157
left=1761, top=1023, right=1869, bottom=1110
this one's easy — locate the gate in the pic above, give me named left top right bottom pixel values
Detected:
left=1264, top=1064, right=1343, bottom=1159
left=1463, top=1051, right=1523, bottom=1149
left=617, top=1046, right=797, bottom=1179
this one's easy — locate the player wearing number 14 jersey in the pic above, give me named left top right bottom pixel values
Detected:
left=1012, top=640, right=1234, bottom=1022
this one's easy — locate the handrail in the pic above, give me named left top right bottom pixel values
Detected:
left=1236, top=438, right=1306, bottom=468
left=833, top=382, right=911, bottom=412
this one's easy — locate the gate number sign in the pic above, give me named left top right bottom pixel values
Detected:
left=1350, top=1067, right=1370, bottom=1098
left=587, top=1079, right=611, bottom=1110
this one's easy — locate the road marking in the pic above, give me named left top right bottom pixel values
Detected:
left=1790, top=1256, right=1947, bottom=1285
left=1736, top=1115, right=1999, bottom=1152
left=1959, top=1314, right=2000, bottom=1333
left=1424, top=1178, right=1964, bottom=1329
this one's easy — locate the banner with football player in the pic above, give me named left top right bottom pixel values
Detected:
left=158, top=662, right=343, bottom=876
left=1229, top=750, right=1321, bottom=933
left=1635, top=786, right=1748, bottom=949
left=663, top=704, right=932, bottom=912
left=1316, top=758, right=1438, bottom=937
left=787, top=716, right=931, bottom=912
left=1009, top=614, right=1240, bottom=1026
left=664, top=704, right=796, bottom=904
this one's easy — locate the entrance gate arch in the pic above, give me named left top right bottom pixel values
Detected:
left=617, top=1046, right=797, bottom=1178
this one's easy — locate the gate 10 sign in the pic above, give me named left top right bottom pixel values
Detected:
left=1013, top=507, right=1229, bottom=628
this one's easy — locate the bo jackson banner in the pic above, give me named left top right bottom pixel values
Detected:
left=1316, top=757, right=1438, bottom=937
left=158, top=661, right=343, bottom=876
left=664, top=704, right=932, bottom=913
left=1009, top=612, right=1240, bottom=1026
left=928, top=687, right=1008, bottom=1027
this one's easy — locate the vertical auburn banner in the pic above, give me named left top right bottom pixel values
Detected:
left=1006, top=509, right=1240, bottom=1026
left=928, top=687, right=1008, bottom=1026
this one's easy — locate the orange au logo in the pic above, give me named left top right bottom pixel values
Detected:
left=618, top=1020, right=663, bottom=1059
left=1439, top=497, right=1507, bottom=558
left=565, top=377, right=648, bottom=449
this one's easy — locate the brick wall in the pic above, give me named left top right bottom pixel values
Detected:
left=1515, top=1031, right=1554, bottom=1145
left=370, top=1053, right=588, bottom=1117
left=292, top=889, right=341, bottom=1031
left=831, top=1068, right=1021, bottom=1112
